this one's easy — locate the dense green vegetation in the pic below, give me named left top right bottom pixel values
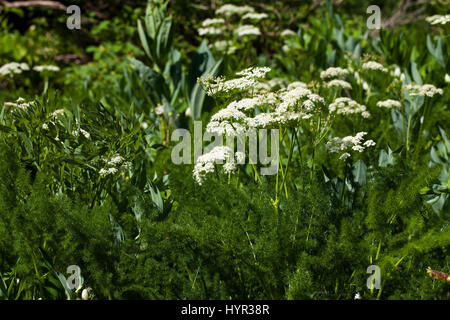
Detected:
left=0, top=0, right=449, bottom=300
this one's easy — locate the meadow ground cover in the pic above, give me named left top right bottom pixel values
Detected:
left=0, top=0, right=449, bottom=300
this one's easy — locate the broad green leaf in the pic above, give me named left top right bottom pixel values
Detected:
left=352, top=160, right=367, bottom=186
left=190, top=58, right=223, bottom=120
left=411, top=62, right=422, bottom=85
left=156, top=18, right=173, bottom=66
left=137, top=19, right=153, bottom=60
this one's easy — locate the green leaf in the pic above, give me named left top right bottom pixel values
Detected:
left=427, top=35, right=446, bottom=68
left=378, top=147, right=395, bottom=167
left=156, top=18, right=173, bottom=66
left=187, top=41, right=215, bottom=92
left=352, top=160, right=367, bottom=186
left=129, top=58, right=170, bottom=107
left=411, top=62, right=422, bottom=85
left=137, top=19, right=153, bottom=61
left=189, top=57, right=223, bottom=120
left=0, top=273, right=8, bottom=300
left=430, top=147, right=441, bottom=164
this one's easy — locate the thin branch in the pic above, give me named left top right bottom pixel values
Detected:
left=0, top=1, right=67, bottom=10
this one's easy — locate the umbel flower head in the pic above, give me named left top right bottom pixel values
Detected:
left=377, top=99, right=401, bottom=109
left=215, top=4, right=255, bottom=17
left=404, top=83, right=443, bottom=97
left=320, top=67, right=349, bottom=80
left=235, top=25, right=261, bottom=37
left=326, top=132, right=376, bottom=160
left=362, top=61, right=388, bottom=73
left=198, top=66, right=271, bottom=96
left=33, top=65, right=60, bottom=72
left=0, top=62, right=29, bottom=76
left=193, top=146, right=239, bottom=185
left=329, top=98, right=370, bottom=118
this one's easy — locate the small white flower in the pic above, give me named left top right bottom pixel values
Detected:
left=33, top=65, right=60, bottom=72
left=339, top=153, right=351, bottom=160
left=99, top=167, right=118, bottom=177
left=354, top=292, right=361, bottom=300
left=216, top=4, right=254, bottom=16
left=109, top=155, right=124, bottom=165
left=329, top=98, right=369, bottom=117
left=326, top=79, right=352, bottom=90
left=362, top=61, right=388, bottom=73
left=201, top=18, right=225, bottom=27
left=235, top=25, right=261, bottom=37
left=287, top=81, right=308, bottom=90
left=280, top=29, right=297, bottom=37
left=404, top=84, right=443, bottom=97
left=377, top=99, right=401, bottom=109
left=236, top=66, right=271, bottom=79
left=155, top=105, right=164, bottom=115
left=242, top=12, right=268, bottom=21
left=51, top=109, right=65, bottom=118
left=82, top=288, right=92, bottom=300
left=235, top=151, right=245, bottom=164
left=193, top=146, right=235, bottom=185
left=72, top=128, right=90, bottom=139
left=326, top=132, right=375, bottom=160
left=141, top=122, right=149, bottom=129
left=426, top=14, right=450, bottom=25
left=445, top=74, right=450, bottom=83
left=198, top=27, right=222, bottom=36
left=0, top=62, right=30, bottom=76
left=320, top=67, right=349, bottom=80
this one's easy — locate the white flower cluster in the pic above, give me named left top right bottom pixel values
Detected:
left=0, top=62, right=29, bottom=76
left=227, top=97, right=263, bottom=111
left=404, top=84, right=443, bottom=97
left=72, top=127, right=91, bottom=139
left=201, top=18, right=225, bottom=27
left=199, top=67, right=270, bottom=96
left=377, top=99, right=401, bottom=109
left=99, top=155, right=131, bottom=177
left=326, top=132, right=376, bottom=160
left=354, top=72, right=370, bottom=91
left=329, top=98, right=370, bottom=118
left=235, top=25, right=261, bottom=37
left=155, top=105, right=165, bottom=115
left=320, top=67, right=349, bottom=80
left=280, top=29, right=297, bottom=37
left=326, top=79, right=352, bottom=90
left=199, top=4, right=266, bottom=39
left=426, top=15, right=450, bottom=25
left=99, top=167, right=118, bottom=177
left=446, top=74, right=450, bottom=83
left=193, top=146, right=239, bottom=185
left=33, top=65, right=60, bottom=72
left=216, top=4, right=255, bottom=16
left=204, top=70, right=324, bottom=132
left=277, top=86, right=324, bottom=114
left=4, top=97, right=34, bottom=111
left=198, top=27, right=222, bottom=36
left=51, top=109, right=65, bottom=118
left=287, top=81, right=307, bottom=90
left=212, top=40, right=235, bottom=54
left=236, top=66, right=271, bottom=79
left=362, top=61, right=388, bottom=73
left=243, top=12, right=268, bottom=21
